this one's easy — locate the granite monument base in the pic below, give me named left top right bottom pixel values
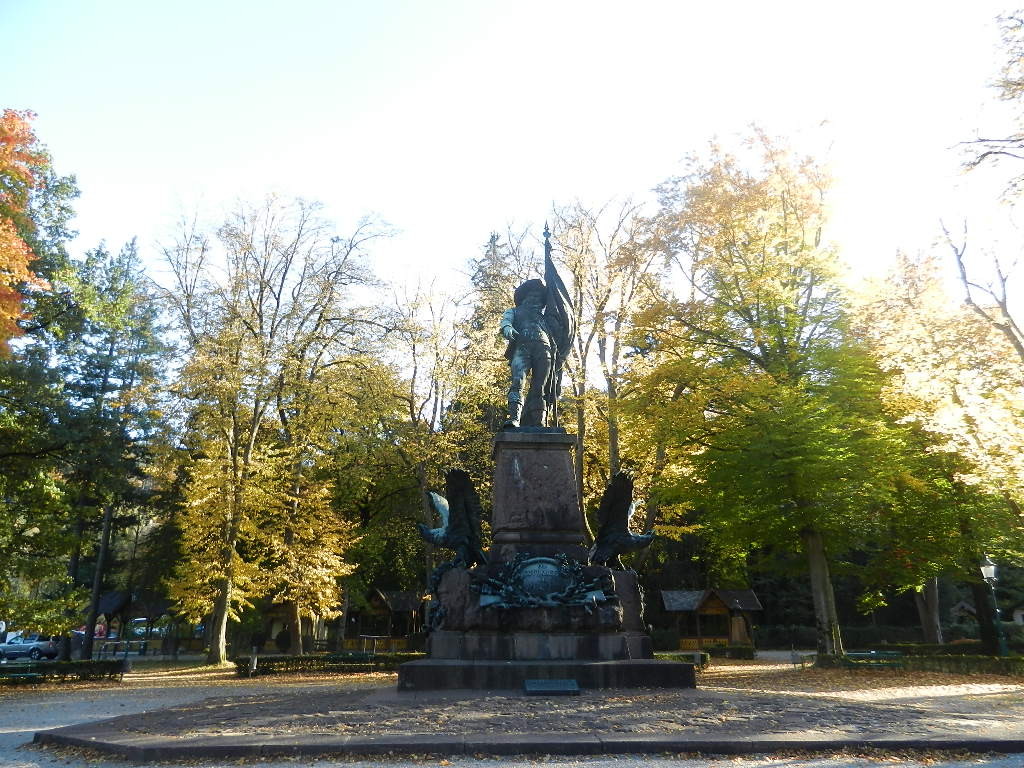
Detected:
left=396, top=658, right=696, bottom=690
left=402, top=429, right=695, bottom=691
left=427, top=630, right=652, bottom=660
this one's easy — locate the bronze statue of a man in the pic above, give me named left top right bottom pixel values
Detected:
left=500, top=225, right=575, bottom=428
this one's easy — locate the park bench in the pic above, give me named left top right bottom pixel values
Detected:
left=676, top=650, right=711, bottom=668
left=841, top=650, right=904, bottom=669
left=0, top=670, right=43, bottom=685
left=97, top=639, right=146, bottom=659
left=320, top=651, right=374, bottom=663
left=791, top=651, right=816, bottom=668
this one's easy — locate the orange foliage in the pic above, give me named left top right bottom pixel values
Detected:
left=0, top=109, right=47, bottom=354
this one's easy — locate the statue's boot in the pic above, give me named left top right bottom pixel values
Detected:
left=521, top=396, right=545, bottom=427
left=503, top=400, right=522, bottom=428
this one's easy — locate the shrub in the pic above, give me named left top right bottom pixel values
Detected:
left=904, top=654, right=1024, bottom=676
left=649, top=628, right=679, bottom=652
left=945, top=623, right=979, bottom=642
left=654, top=651, right=711, bottom=669
left=705, top=644, right=755, bottom=659
left=1003, top=622, right=1024, bottom=653
left=816, top=652, right=1024, bottom=676
left=233, top=651, right=424, bottom=677
left=841, top=625, right=923, bottom=646
left=0, top=659, right=127, bottom=684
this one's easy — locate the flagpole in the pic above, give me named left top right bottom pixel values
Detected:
left=544, top=222, right=560, bottom=428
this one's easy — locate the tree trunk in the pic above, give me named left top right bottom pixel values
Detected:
left=335, top=587, right=350, bottom=652
left=413, top=462, right=435, bottom=588
left=288, top=601, right=304, bottom=655
left=604, top=375, right=621, bottom=478
left=81, top=504, right=114, bottom=661
left=169, top=619, right=180, bottom=659
left=207, top=577, right=231, bottom=664
left=634, top=441, right=671, bottom=571
left=59, top=513, right=87, bottom=661
left=801, top=528, right=844, bottom=656
left=913, top=577, right=943, bottom=644
left=208, top=445, right=245, bottom=666
left=572, top=383, right=594, bottom=542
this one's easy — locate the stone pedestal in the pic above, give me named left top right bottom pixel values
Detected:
left=399, top=428, right=694, bottom=691
left=426, top=630, right=652, bottom=661
left=491, top=431, right=587, bottom=561
left=398, top=658, right=695, bottom=690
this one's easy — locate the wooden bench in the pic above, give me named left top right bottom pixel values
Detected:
left=841, top=651, right=904, bottom=669
left=0, top=671, right=43, bottom=685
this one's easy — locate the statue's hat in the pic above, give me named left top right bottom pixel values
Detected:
left=513, top=278, right=546, bottom=307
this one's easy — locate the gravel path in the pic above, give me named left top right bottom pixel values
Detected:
left=81, top=661, right=1024, bottom=742
left=5, top=659, right=1024, bottom=768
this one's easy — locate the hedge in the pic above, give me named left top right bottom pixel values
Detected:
left=754, top=624, right=927, bottom=649
left=816, top=653, right=1024, bottom=676
left=705, top=645, right=756, bottom=659
left=903, top=654, right=1024, bottom=676
left=865, top=642, right=984, bottom=656
left=0, top=659, right=127, bottom=685
left=233, top=651, right=424, bottom=677
left=654, top=651, right=711, bottom=669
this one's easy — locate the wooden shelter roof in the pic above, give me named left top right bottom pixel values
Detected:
left=661, top=588, right=762, bottom=613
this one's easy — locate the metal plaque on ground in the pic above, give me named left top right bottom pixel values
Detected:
left=523, top=678, right=580, bottom=695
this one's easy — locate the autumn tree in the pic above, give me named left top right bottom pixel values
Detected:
left=857, top=251, right=1024, bottom=650
left=162, top=198, right=385, bottom=662
left=548, top=202, right=666, bottom=537
left=965, top=11, right=1024, bottom=193
left=631, top=133, right=887, bottom=655
left=943, top=227, right=1024, bottom=367
left=449, top=230, right=540, bottom=480
left=0, top=109, right=50, bottom=351
left=325, top=358, right=425, bottom=640
left=861, top=252, right=1024, bottom=507
left=956, top=12, right=1024, bottom=366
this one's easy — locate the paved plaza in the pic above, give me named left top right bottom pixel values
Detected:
left=5, top=657, right=1024, bottom=767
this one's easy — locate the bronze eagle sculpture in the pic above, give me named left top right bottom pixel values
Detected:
left=588, top=471, right=654, bottom=569
left=416, top=468, right=488, bottom=568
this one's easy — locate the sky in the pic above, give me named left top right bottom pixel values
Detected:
left=4, top=0, right=1021, bottom=294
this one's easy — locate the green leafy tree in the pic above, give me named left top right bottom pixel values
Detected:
left=631, top=133, right=876, bottom=655
left=0, top=108, right=91, bottom=632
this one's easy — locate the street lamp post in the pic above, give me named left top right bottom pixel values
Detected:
left=980, top=555, right=1009, bottom=657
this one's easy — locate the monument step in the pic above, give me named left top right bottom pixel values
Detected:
left=396, top=658, right=696, bottom=690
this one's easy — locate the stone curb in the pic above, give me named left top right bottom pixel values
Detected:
left=33, top=726, right=1024, bottom=760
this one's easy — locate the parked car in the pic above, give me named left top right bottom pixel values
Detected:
left=0, top=632, right=59, bottom=660
left=128, top=618, right=169, bottom=638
